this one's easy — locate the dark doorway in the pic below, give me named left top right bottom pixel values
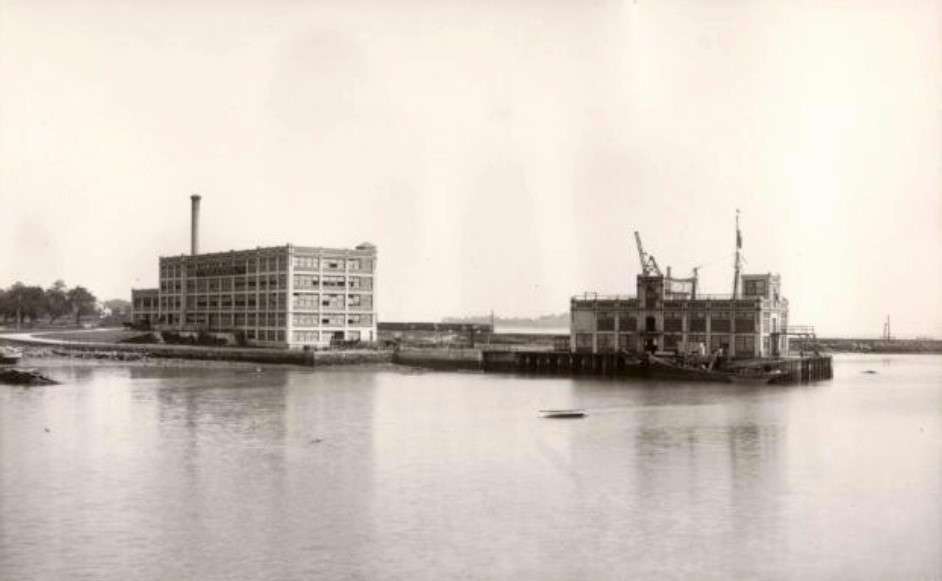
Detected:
left=645, top=316, right=657, bottom=332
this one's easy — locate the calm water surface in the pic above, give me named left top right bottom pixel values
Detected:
left=1, top=354, right=940, bottom=580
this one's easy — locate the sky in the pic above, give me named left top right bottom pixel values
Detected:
left=1, top=0, right=940, bottom=337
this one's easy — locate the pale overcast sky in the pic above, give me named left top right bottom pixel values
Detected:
left=1, top=0, right=939, bottom=337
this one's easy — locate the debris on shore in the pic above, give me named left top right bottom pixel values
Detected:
left=0, top=368, right=58, bottom=386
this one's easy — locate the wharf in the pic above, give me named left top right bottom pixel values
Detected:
left=482, top=350, right=833, bottom=383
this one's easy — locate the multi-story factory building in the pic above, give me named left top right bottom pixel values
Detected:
left=131, top=196, right=377, bottom=349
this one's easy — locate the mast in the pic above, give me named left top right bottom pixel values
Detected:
left=732, top=210, right=742, bottom=298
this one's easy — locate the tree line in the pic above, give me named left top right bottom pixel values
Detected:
left=0, top=280, right=99, bottom=327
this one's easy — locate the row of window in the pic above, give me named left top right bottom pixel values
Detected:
left=159, top=274, right=375, bottom=294
left=156, top=293, right=374, bottom=312
left=293, top=256, right=374, bottom=273
left=160, top=310, right=373, bottom=329
left=292, top=330, right=365, bottom=344
left=577, top=333, right=762, bottom=354
left=250, top=329, right=286, bottom=342
left=160, top=275, right=288, bottom=293
left=294, top=274, right=372, bottom=290
left=292, top=313, right=374, bottom=327
left=594, top=314, right=760, bottom=333
left=292, top=293, right=373, bottom=310
left=161, top=255, right=289, bottom=279
left=160, top=254, right=375, bottom=280
left=133, top=298, right=158, bottom=310
left=175, top=312, right=288, bottom=327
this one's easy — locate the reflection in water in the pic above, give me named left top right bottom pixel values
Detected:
left=1, top=355, right=940, bottom=580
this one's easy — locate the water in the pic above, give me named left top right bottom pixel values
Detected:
left=1, top=354, right=939, bottom=580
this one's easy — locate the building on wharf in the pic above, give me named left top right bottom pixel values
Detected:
left=570, top=213, right=792, bottom=359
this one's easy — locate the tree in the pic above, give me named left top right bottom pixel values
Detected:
left=103, top=298, right=131, bottom=317
left=2, top=283, right=47, bottom=327
left=67, top=286, right=98, bottom=325
left=20, top=285, right=46, bottom=323
left=0, top=287, right=7, bottom=324
left=0, top=283, right=39, bottom=327
left=45, top=280, right=71, bottom=324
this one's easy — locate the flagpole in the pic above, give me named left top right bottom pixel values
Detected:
left=732, top=209, right=742, bottom=299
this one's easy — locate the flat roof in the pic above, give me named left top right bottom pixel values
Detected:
left=159, top=243, right=376, bottom=262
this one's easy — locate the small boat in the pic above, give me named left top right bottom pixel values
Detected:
left=0, top=346, right=23, bottom=365
left=540, top=409, right=587, bottom=419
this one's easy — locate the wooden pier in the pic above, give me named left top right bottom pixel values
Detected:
left=481, top=350, right=833, bottom=383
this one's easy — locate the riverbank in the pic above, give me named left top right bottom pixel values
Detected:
left=0, top=334, right=393, bottom=367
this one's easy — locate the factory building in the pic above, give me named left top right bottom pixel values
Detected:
left=570, top=218, right=788, bottom=359
left=131, top=196, right=377, bottom=349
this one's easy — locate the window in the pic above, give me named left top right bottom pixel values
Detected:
left=617, top=313, right=636, bottom=332
left=294, top=274, right=318, bottom=289
left=322, top=275, right=345, bottom=289
left=324, top=259, right=343, bottom=271
left=711, top=312, right=731, bottom=333
left=348, top=294, right=372, bottom=309
left=710, top=334, right=730, bottom=351
left=597, top=334, right=615, bottom=353
left=347, top=314, right=374, bottom=327
left=689, top=313, right=706, bottom=332
left=293, top=293, right=318, bottom=310
left=293, top=313, right=317, bottom=327
left=294, top=330, right=319, bottom=343
left=597, top=313, right=615, bottom=332
left=618, top=334, right=634, bottom=351
left=575, top=333, right=593, bottom=352
left=664, top=313, right=683, bottom=332
left=293, top=255, right=318, bottom=270
left=348, top=276, right=372, bottom=290
left=735, top=335, right=755, bottom=357
left=735, top=316, right=755, bottom=333
left=321, top=294, right=344, bottom=309
left=321, top=314, right=344, bottom=326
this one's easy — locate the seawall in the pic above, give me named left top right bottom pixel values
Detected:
left=1, top=335, right=392, bottom=367
left=393, top=348, right=482, bottom=370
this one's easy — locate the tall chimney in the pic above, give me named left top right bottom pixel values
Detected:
left=190, top=194, right=201, bottom=255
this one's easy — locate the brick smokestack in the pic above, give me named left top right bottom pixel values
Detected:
left=190, top=194, right=201, bottom=255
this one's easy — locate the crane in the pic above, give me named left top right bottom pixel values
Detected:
left=633, top=231, right=663, bottom=277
